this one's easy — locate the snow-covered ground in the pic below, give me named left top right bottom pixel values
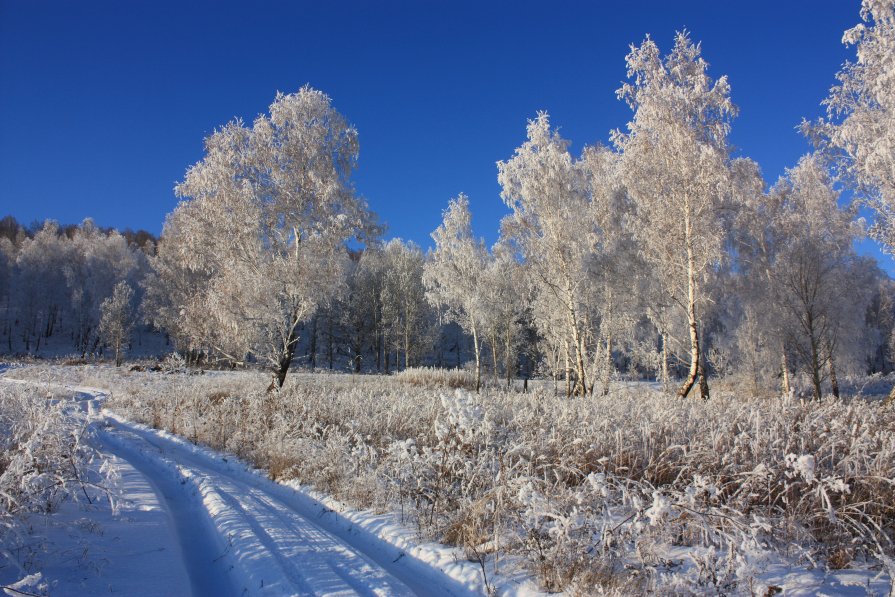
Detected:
left=1, top=367, right=892, bottom=596
left=0, top=377, right=532, bottom=596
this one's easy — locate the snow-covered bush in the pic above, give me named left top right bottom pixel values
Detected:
left=159, top=351, right=186, bottom=374
left=0, top=382, right=95, bottom=582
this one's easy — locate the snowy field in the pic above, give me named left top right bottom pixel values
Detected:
left=1, top=363, right=892, bottom=596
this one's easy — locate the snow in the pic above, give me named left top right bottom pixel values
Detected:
left=33, top=446, right=196, bottom=596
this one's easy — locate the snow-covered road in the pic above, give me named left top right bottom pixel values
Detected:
left=1, top=380, right=484, bottom=597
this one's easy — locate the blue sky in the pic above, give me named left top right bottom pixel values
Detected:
left=1, top=1, right=889, bottom=272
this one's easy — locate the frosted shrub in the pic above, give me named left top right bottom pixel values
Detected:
left=159, top=351, right=186, bottom=373
left=421, top=391, right=500, bottom=540
left=0, top=385, right=70, bottom=516
left=0, top=383, right=95, bottom=579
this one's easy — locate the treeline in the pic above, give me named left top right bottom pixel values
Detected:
left=146, top=13, right=895, bottom=399
left=0, top=216, right=155, bottom=356
left=4, top=2, right=893, bottom=401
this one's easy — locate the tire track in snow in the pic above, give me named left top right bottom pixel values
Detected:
left=95, top=426, right=240, bottom=597
left=241, top=488, right=407, bottom=597
left=99, top=410, right=474, bottom=596
left=213, top=484, right=366, bottom=595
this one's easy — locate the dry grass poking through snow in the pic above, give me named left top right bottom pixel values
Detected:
left=15, top=364, right=895, bottom=595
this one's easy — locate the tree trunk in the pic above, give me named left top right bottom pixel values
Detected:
left=562, top=278, right=588, bottom=396
left=589, top=336, right=603, bottom=396
left=403, top=321, right=410, bottom=370
left=490, top=331, right=499, bottom=380
left=570, top=322, right=588, bottom=396
left=564, top=339, right=571, bottom=398
left=375, top=324, right=382, bottom=371
left=780, top=351, right=791, bottom=396
left=309, top=315, right=318, bottom=371
left=677, top=305, right=700, bottom=398
left=600, top=331, right=613, bottom=397
left=828, top=350, right=840, bottom=399
left=677, top=224, right=700, bottom=399
left=552, top=344, right=558, bottom=396
left=661, top=331, right=670, bottom=393
left=472, top=322, right=481, bottom=393
left=505, top=324, right=513, bottom=388
left=698, top=358, right=710, bottom=400
left=808, top=319, right=823, bottom=401
left=268, top=323, right=299, bottom=392
left=327, top=315, right=334, bottom=370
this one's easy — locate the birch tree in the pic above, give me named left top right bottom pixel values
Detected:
left=65, top=221, right=142, bottom=357
left=579, top=144, right=643, bottom=396
left=142, top=201, right=212, bottom=362
left=13, top=222, right=70, bottom=351
left=99, top=280, right=136, bottom=366
left=766, top=155, right=868, bottom=400
left=497, top=113, right=596, bottom=396
left=164, top=86, right=371, bottom=389
left=613, top=32, right=737, bottom=398
left=423, top=194, right=489, bottom=391
left=381, top=239, right=429, bottom=370
left=339, top=251, right=378, bottom=372
left=808, top=0, right=895, bottom=253
left=480, top=242, right=530, bottom=387
left=0, top=238, right=14, bottom=351
left=727, top=159, right=792, bottom=394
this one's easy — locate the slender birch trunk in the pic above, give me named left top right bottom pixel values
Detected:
left=677, top=206, right=701, bottom=399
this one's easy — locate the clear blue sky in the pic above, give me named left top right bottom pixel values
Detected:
left=1, top=1, right=890, bottom=272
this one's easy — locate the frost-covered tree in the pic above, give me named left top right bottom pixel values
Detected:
left=65, top=221, right=142, bottom=357
left=381, top=239, right=430, bottom=370
left=163, top=86, right=371, bottom=389
left=99, top=280, right=136, bottom=366
left=579, top=144, right=644, bottom=396
left=423, top=195, right=489, bottom=391
left=771, top=157, right=870, bottom=399
left=863, top=276, right=895, bottom=374
left=724, top=159, right=793, bottom=394
left=0, top=218, right=146, bottom=357
left=13, top=222, right=70, bottom=351
left=613, top=32, right=737, bottom=398
left=0, top=237, right=14, bottom=350
left=498, top=114, right=598, bottom=396
left=342, top=248, right=386, bottom=371
left=141, top=202, right=211, bottom=361
left=808, top=0, right=895, bottom=254
left=480, top=241, right=530, bottom=386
